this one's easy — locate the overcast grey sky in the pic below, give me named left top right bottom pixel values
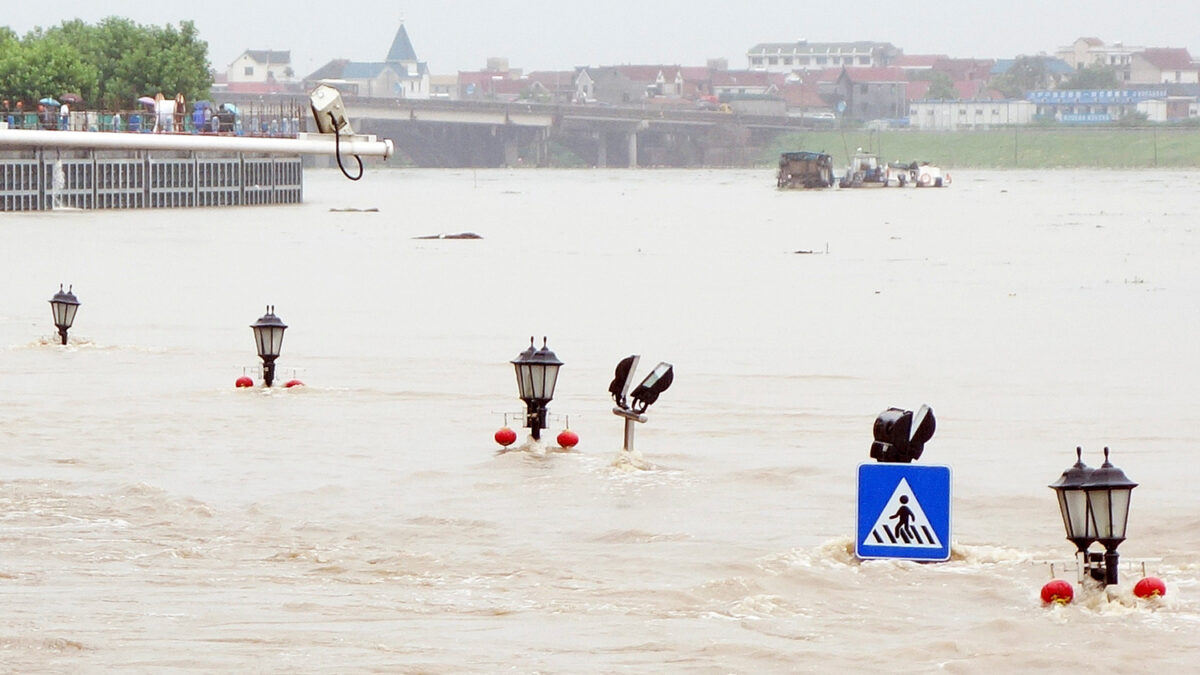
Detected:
left=5, top=1, right=1199, bottom=77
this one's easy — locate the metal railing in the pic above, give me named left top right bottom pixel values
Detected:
left=2, top=102, right=310, bottom=138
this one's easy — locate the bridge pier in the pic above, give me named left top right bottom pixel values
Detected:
left=595, top=132, right=607, bottom=168
left=503, top=135, right=519, bottom=167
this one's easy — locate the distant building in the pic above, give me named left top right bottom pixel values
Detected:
left=1055, top=38, right=1200, bottom=85
left=220, top=50, right=298, bottom=94
left=1025, top=87, right=1193, bottom=122
left=747, top=41, right=901, bottom=73
left=303, top=23, right=430, bottom=99
left=710, top=70, right=783, bottom=99
left=455, top=61, right=578, bottom=103
left=909, top=99, right=1035, bottom=129
left=581, top=65, right=687, bottom=104
left=1131, top=48, right=1200, bottom=84
left=1055, top=38, right=1142, bottom=81
left=831, top=67, right=908, bottom=120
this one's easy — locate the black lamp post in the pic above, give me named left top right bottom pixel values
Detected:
left=1049, top=446, right=1137, bottom=586
left=1048, top=447, right=1096, bottom=555
left=250, top=306, right=287, bottom=387
left=1084, top=447, right=1137, bottom=586
left=511, top=336, right=562, bottom=440
left=49, top=284, right=80, bottom=345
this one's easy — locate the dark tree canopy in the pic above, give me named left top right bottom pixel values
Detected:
left=1060, top=64, right=1121, bottom=90
left=0, top=17, right=212, bottom=109
left=988, top=56, right=1051, bottom=98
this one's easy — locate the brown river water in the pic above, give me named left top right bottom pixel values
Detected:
left=2, top=168, right=1199, bottom=672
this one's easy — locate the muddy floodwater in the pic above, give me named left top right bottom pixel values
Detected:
left=2, top=168, right=1199, bottom=672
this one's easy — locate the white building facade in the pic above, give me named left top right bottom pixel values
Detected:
left=909, top=100, right=1036, bottom=130
left=747, top=41, right=899, bottom=73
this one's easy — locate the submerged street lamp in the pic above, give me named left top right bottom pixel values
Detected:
left=1049, top=446, right=1137, bottom=586
left=49, top=284, right=80, bottom=345
left=511, top=336, right=562, bottom=440
left=609, top=355, right=674, bottom=452
left=869, top=405, right=936, bottom=463
left=250, top=305, right=287, bottom=387
left=1048, top=447, right=1096, bottom=555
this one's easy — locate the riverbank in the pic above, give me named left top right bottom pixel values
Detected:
left=766, top=126, right=1200, bottom=169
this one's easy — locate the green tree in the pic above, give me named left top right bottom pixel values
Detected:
left=0, top=17, right=211, bottom=109
left=908, top=70, right=959, bottom=99
left=1060, top=64, right=1120, bottom=90
left=0, top=28, right=96, bottom=106
left=926, top=72, right=958, bottom=100
left=988, top=56, right=1049, bottom=98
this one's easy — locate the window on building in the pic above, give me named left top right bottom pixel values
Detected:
left=783, top=57, right=792, bottom=65
left=769, top=57, right=778, bottom=65
left=976, top=108, right=983, bottom=115
left=958, top=109, right=966, bottom=115
left=816, top=57, right=827, bottom=65
left=798, top=57, right=809, bottom=65
left=859, top=56, right=870, bottom=65
left=751, top=57, right=763, bottom=66
left=860, top=84, right=868, bottom=94
left=244, top=66, right=254, bottom=76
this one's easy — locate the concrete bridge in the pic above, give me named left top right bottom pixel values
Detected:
left=225, top=94, right=825, bottom=168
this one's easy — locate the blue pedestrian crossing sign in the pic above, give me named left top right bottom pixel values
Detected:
left=856, top=464, right=951, bottom=561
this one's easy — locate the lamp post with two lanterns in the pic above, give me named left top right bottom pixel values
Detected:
left=1048, top=446, right=1137, bottom=586
left=511, top=336, right=563, bottom=441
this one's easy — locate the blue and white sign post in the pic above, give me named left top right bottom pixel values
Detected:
left=855, top=404, right=951, bottom=562
left=856, top=463, right=952, bottom=561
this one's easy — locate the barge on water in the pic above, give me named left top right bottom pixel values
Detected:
left=776, top=151, right=835, bottom=189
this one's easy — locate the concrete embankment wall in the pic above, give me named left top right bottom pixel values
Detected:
left=0, top=149, right=302, bottom=211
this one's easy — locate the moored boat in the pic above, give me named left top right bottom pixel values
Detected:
left=776, top=151, right=835, bottom=189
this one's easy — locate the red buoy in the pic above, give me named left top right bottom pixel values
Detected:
left=284, top=379, right=304, bottom=388
left=557, top=429, right=579, bottom=449
left=1134, top=577, right=1167, bottom=598
left=235, top=376, right=254, bottom=388
left=494, top=427, right=517, bottom=447
left=1041, top=579, right=1074, bottom=605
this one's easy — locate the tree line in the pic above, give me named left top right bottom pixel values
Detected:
left=0, top=17, right=211, bottom=111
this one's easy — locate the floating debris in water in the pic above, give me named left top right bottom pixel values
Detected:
left=413, top=232, right=483, bottom=240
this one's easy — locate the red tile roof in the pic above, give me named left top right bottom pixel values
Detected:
left=837, top=67, right=908, bottom=83
left=894, top=54, right=947, bottom=68
left=1139, top=48, right=1196, bottom=71
left=711, top=70, right=784, bottom=87
left=615, top=65, right=683, bottom=82
left=779, top=81, right=826, bottom=107
left=907, top=80, right=932, bottom=100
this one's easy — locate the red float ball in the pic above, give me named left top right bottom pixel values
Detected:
left=1134, top=577, right=1167, bottom=599
left=1041, top=579, right=1074, bottom=605
left=494, top=427, right=517, bottom=446
left=235, top=376, right=254, bottom=388
left=557, top=429, right=579, bottom=449
left=284, top=379, right=304, bottom=388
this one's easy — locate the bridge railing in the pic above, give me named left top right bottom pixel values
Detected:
left=3, top=102, right=310, bottom=137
